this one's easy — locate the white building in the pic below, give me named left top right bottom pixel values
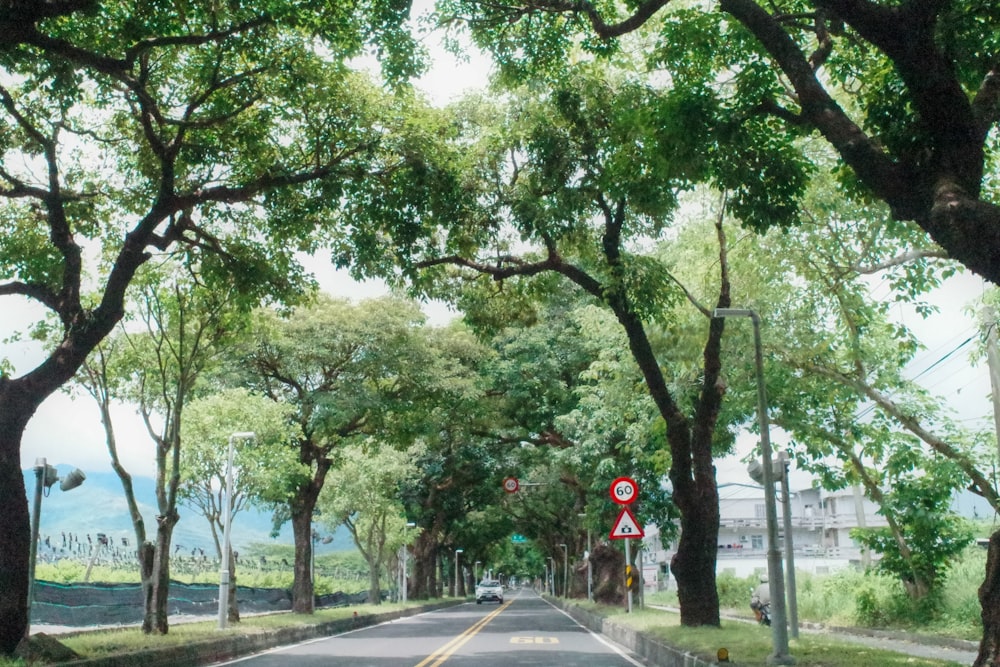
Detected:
left=638, top=483, right=889, bottom=589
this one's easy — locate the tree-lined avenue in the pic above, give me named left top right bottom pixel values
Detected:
left=216, top=589, right=645, bottom=667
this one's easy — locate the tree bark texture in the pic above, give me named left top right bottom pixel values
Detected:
left=975, top=529, right=1000, bottom=667
left=410, top=531, right=439, bottom=599
left=0, top=404, right=31, bottom=654
left=142, top=511, right=178, bottom=634
left=0, top=378, right=58, bottom=654
left=290, top=509, right=315, bottom=614
left=590, top=543, right=626, bottom=605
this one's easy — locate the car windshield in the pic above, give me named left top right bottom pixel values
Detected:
left=479, top=581, right=500, bottom=587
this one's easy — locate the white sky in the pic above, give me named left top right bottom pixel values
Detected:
left=5, top=5, right=995, bottom=491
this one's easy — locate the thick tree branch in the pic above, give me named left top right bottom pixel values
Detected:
left=800, top=360, right=999, bottom=510
left=719, top=0, right=919, bottom=219
left=850, top=248, right=951, bottom=274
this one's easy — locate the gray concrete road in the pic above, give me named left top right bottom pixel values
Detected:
left=213, top=588, right=646, bottom=667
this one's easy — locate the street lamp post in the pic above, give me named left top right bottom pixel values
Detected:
left=219, top=431, right=255, bottom=630
left=454, top=549, right=464, bottom=597
left=778, top=451, right=799, bottom=637
left=402, top=522, right=415, bottom=604
left=579, top=514, right=592, bottom=601
left=559, top=544, right=568, bottom=598
left=27, top=458, right=85, bottom=640
left=713, top=308, right=793, bottom=665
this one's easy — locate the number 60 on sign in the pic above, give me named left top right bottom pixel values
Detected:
left=609, top=476, right=638, bottom=505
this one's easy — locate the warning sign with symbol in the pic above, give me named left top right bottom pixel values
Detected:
left=609, top=507, right=644, bottom=539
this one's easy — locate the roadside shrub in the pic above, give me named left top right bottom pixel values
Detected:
left=715, top=571, right=757, bottom=609
left=852, top=571, right=916, bottom=627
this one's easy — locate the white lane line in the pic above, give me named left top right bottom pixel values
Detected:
left=544, top=597, right=646, bottom=667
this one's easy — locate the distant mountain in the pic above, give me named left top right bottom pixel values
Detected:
left=23, top=465, right=354, bottom=555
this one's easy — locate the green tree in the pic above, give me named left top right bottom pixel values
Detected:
left=343, top=73, right=737, bottom=626
left=75, top=264, right=247, bottom=634
left=850, top=460, right=975, bottom=605
left=317, top=442, right=423, bottom=605
left=0, top=0, right=419, bottom=652
left=441, top=0, right=1000, bottom=283
left=179, top=388, right=301, bottom=622
left=705, top=175, right=992, bottom=623
left=238, top=296, right=446, bottom=612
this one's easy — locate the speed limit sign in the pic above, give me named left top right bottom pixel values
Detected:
left=610, top=477, right=638, bottom=505
left=503, top=476, right=520, bottom=494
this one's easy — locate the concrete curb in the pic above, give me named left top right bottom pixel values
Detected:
left=63, top=601, right=463, bottom=667
left=555, top=599, right=723, bottom=667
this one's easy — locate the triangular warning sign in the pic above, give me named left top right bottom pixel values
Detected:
left=610, top=507, right=644, bottom=539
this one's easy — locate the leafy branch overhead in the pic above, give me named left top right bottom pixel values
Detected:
left=440, top=0, right=1000, bottom=283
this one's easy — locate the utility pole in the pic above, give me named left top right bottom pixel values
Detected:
left=984, top=306, right=1000, bottom=461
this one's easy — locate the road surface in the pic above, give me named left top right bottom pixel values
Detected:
left=214, top=588, right=645, bottom=667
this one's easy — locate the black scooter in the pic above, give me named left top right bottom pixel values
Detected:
left=758, top=601, right=771, bottom=626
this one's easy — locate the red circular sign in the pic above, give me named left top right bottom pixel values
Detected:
left=610, top=477, right=638, bottom=505
left=503, top=476, right=520, bottom=494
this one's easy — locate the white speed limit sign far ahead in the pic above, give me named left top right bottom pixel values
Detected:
left=609, top=476, right=638, bottom=505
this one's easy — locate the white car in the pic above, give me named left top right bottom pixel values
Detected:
left=475, top=580, right=504, bottom=604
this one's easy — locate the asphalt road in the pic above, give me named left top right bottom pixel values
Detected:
left=213, top=588, right=646, bottom=667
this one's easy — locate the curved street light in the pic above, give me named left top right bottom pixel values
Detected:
left=713, top=308, right=793, bottom=665
left=219, top=432, right=255, bottom=630
left=27, top=458, right=85, bottom=640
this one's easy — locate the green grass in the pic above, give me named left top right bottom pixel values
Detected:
left=601, top=607, right=967, bottom=667
left=0, top=601, right=425, bottom=667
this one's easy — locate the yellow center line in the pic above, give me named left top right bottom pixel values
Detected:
left=414, top=600, right=513, bottom=667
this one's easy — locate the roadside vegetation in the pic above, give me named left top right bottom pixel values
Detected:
left=3, top=0, right=999, bottom=662
left=0, top=602, right=425, bottom=667
left=34, top=548, right=371, bottom=596
left=3, top=557, right=983, bottom=667
left=609, top=610, right=965, bottom=667
left=647, top=543, right=986, bottom=643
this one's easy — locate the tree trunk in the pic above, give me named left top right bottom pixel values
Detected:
left=143, top=511, right=178, bottom=634
left=975, top=529, right=1000, bottom=667
left=368, top=566, right=382, bottom=605
left=290, top=508, right=314, bottom=614
left=410, top=530, right=439, bottom=599
left=0, top=380, right=48, bottom=655
left=0, top=424, right=30, bottom=655
left=670, top=485, right=721, bottom=626
left=591, top=543, right=625, bottom=605
left=138, top=542, right=155, bottom=634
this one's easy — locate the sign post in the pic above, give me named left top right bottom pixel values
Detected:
left=609, top=477, right=642, bottom=613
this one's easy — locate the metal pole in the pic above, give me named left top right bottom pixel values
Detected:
left=402, top=545, right=408, bottom=603
left=779, top=452, right=799, bottom=638
left=625, top=538, right=633, bottom=613
left=219, top=432, right=254, bottom=630
left=587, top=528, right=593, bottom=602
left=714, top=308, right=793, bottom=665
left=560, top=544, right=568, bottom=598
left=454, top=549, right=462, bottom=597
left=26, top=458, right=45, bottom=640
left=638, top=542, right=645, bottom=609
